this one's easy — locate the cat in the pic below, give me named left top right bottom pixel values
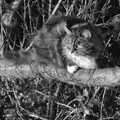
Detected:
left=4, top=15, right=118, bottom=73
left=3, top=16, right=87, bottom=69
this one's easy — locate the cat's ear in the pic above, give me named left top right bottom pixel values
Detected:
left=81, top=29, right=91, bottom=39
left=71, top=23, right=92, bottom=39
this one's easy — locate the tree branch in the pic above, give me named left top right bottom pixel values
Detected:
left=0, top=59, right=120, bottom=87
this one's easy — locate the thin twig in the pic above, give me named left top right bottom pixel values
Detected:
left=66, top=0, right=76, bottom=16
left=48, top=0, right=52, bottom=16
left=48, top=0, right=63, bottom=22
left=42, top=0, right=45, bottom=23
left=0, top=0, right=4, bottom=57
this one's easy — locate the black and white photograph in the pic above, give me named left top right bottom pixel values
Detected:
left=0, top=0, right=120, bottom=119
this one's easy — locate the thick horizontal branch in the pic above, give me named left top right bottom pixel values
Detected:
left=0, top=59, right=120, bottom=87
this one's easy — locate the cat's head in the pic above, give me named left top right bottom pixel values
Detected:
left=62, top=23, right=105, bottom=71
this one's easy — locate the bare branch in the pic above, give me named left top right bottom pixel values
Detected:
left=0, top=59, right=120, bottom=87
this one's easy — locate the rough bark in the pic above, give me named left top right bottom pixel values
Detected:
left=0, top=59, right=120, bottom=87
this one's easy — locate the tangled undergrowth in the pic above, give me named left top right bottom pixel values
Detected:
left=1, top=75, right=120, bottom=120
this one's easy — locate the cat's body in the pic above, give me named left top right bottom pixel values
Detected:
left=3, top=15, right=119, bottom=73
left=3, top=16, right=86, bottom=68
left=62, top=23, right=105, bottom=71
left=31, top=16, right=88, bottom=69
